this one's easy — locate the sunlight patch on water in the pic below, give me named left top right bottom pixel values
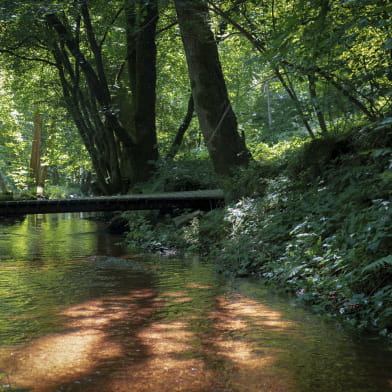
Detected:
left=0, top=288, right=158, bottom=391
left=208, top=294, right=298, bottom=391
left=186, top=282, right=213, bottom=289
left=137, top=321, right=194, bottom=355
left=162, top=291, right=194, bottom=304
left=95, top=293, right=216, bottom=392
left=94, top=289, right=298, bottom=392
left=2, top=329, right=122, bottom=391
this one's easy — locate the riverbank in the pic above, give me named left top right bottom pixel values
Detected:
left=125, top=121, right=392, bottom=338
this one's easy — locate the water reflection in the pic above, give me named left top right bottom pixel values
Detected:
left=0, top=214, right=392, bottom=391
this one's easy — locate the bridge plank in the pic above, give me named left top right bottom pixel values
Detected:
left=0, top=190, right=225, bottom=216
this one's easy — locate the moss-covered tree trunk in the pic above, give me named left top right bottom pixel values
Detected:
left=174, top=0, right=251, bottom=176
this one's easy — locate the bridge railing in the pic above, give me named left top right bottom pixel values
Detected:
left=0, top=190, right=225, bottom=216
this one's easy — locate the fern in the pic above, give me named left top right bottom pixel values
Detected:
left=286, top=264, right=306, bottom=278
left=374, top=285, right=392, bottom=298
left=362, top=255, right=392, bottom=274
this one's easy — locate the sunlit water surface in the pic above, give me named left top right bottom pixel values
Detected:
left=0, top=213, right=391, bottom=392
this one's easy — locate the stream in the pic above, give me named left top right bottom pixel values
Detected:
left=0, top=213, right=391, bottom=392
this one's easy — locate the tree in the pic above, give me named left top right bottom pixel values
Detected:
left=166, top=94, right=195, bottom=161
left=124, top=0, right=159, bottom=183
left=208, top=0, right=391, bottom=137
left=0, top=55, right=92, bottom=195
left=44, top=0, right=159, bottom=194
left=29, top=110, right=43, bottom=193
left=174, top=0, right=251, bottom=175
left=1, top=0, right=160, bottom=195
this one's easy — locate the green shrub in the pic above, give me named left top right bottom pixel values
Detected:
left=142, top=158, right=218, bottom=193
left=208, top=125, right=392, bottom=336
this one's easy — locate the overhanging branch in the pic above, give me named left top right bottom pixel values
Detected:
left=0, top=48, right=57, bottom=66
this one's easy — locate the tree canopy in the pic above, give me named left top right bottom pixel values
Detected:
left=0, top=0, right=390, bottom=196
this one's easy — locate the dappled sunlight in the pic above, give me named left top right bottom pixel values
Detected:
left=162, top=290, right=189, bottom=298
left=2, top=211, right=391, bottom=392
left=0, top=288, right=158, bottom=391
left=100, top=357, right=214, bottom=392
left=1, top=280, right=386, bottom=392
left=216, top=339, right=277, bottom=366
left=215, top=294, right=297, bottom=332
left=0, top=277, right=299, bottom=392
left=137, top=321, right=194, bottom=355
left=61, top=300, right=133, bottom=328
left=170, top=296, right=194, bottom=304
left=95, top=298, right=216, bottom=392
left=160, top=290, right=194, bottom=304
left=88, top=289, right=296, bottom=391
left=207, top=294, right=298, bottom=392
left=186, top=282, right=212, bottom=289
left=100, top=290, right=298, bottom=392
left=1, top=327, right=122, bottom=391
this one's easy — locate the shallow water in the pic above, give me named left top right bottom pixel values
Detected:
left=0, top=213, right=391, bottom=392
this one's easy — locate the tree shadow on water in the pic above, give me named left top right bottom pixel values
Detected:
left=0, top=287, right=159, bottom=392
left=1, top=283, right=301, bottom=392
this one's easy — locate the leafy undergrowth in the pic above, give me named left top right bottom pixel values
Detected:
left=125, top=122, right=392, bottom=337
left=210, top=123, right=392, bottom=337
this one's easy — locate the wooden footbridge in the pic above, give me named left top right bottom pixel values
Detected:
left=0, top=189, right=225, bottom=216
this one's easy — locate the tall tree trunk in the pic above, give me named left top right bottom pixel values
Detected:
left=174, top=0, right=251, bottom=176
left=46, top=12, right=129, bottom=194
left=29, top=110, right=42, bottom=192
left=308, top=74, right=328, bottom=135
left=38, top=118, right=56, bottom=190
left=125, top=0, right=159, bottom=184
left=264, top=82, right=272, bottom=127
left=46, top=2, right=160, bottom=194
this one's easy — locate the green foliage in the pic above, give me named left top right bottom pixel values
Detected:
left=0, top=60, right=91, bottom=195
left=1, top=0, right=391, bottom=192
left=362, top=256, right=392, bottom=274
left=141, top=158, right=219, bottom=193
left=192, top=125, right=392, bottom=337
left=124, top=208, right=207, bottom=253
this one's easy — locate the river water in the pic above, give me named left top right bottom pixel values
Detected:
left=0, top=213, right=391, bottom=392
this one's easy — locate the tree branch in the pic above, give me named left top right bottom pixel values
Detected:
left=166, top=94, right=194, bottom=161
left=80, top=0, right=110, bottom=98
left=0, top=49, right=57, bottom=66
left=156, top=20, right=178, bottom=35
left=99, top=6, right=124, bottom=48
